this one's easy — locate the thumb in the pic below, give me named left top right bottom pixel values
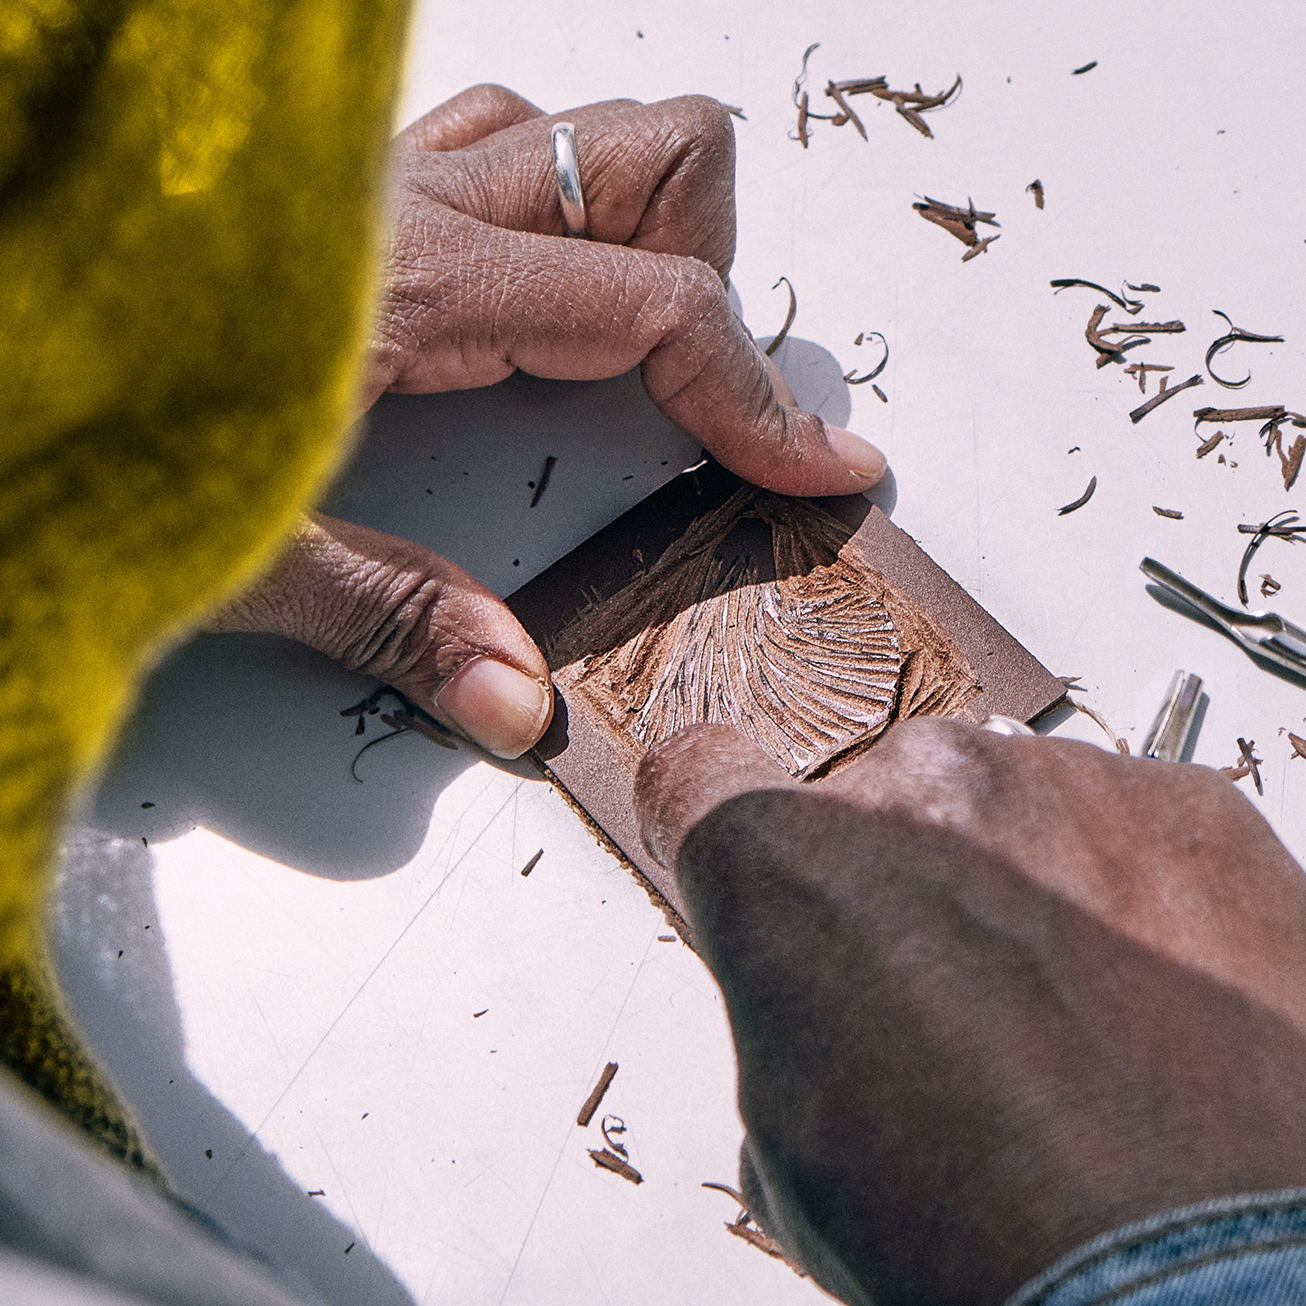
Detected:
left=206, top=513, right=553, bottom=759
left=634, top=725, right=796, bottom=875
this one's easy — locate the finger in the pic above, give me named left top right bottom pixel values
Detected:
left=205, top=514, right=552, bottom=759
left=371, top=212, right=886, bottom=494
left=399, top=83, right=545, bottom=153
left=400, top=94, right=736, bottom=279
left=634, top=725, right=795, bottom=873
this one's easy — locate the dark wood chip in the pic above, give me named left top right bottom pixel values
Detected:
left=1058, top=475, right=1097, bottom=515
left=797, top=91, right=808, bottom=147
left=1237, top=521, right=1302, bottom=536
left=1126, top=282, right=1161, bottom=293
left=872, top=383, right=887, bottom=403
left=1152, top=506, right=1184, bottom=519
left=577, top=1061, right=619, bottom=1126
left=520, top=848, right=543, bottom=877
left=529, top=456, right=557, bottom=508
left=588, top=1147, right=642, bottom=1184
left=1196, top=431, right=1225, bottom=458
left=1194, top=405, right=1285, bottom=424
left=1237, top=737, right=1263, bottom=795
left=961, top=234, right=1000, bottom=262
left=1282, top=434, right=1305, bottom=490
left=1027, top=179, right=1044, bottom=209
left=824, top=81, right=867, bottom=139
left=1288, top=732, right=1306, bottom=760
left=1130, top=374, right=1203, bottom=423
left=472, top=1008, right=488, bottom=1018
left=1101, top=320, right=1184, bottom=335
left=1072, top=60, right=1098, bottom=74
left=764, top=276, right=797, bottom=356
left=1124, top=362, right=1175, bottom=393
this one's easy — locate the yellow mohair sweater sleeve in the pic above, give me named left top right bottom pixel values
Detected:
left=0, top=0, right=409, bottom=1161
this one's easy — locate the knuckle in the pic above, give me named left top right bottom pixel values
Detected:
left=665, top=94, right=736, bottom=156
left=328, top=566, right=454, bottom=685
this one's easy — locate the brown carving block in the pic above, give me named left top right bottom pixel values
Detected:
left=508, top=462, right=1063, bottom=919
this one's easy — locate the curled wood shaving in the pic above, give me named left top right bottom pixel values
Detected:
left=843, top=331, right=888, bottom=384
left=1027, top=179, right=1044, bottom=208
left=764, top=276, right=797, bottom=356
left=1238, top=511, right=1300, bottom=605
left=1205, top=309, right=1283, bottom=389
left=1058, top=475, right=1097, bottom=515
left=1261, top=575, right=1281, bottom=597
left=1071, top=697, right=1130, bottom=755
left=1050, top=278, right=1143, bottom=315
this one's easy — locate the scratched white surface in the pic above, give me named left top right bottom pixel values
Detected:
left=55, top=3, right=1306, bottom=1304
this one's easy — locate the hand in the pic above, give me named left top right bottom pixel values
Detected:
left=634, top=719, right=1306, bottom=1306
left=211, top=85, right=888, bottom=758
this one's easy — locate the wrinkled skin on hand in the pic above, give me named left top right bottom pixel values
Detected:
left=635, top=719, right=1306, bottom=1306
left=211, top=85, right=886, bottom=758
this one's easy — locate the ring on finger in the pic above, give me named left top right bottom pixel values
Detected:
left=551, top=122, right=590, bottom=239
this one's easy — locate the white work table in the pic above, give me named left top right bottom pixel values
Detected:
left=56, top=3, right=1306, bottom=1304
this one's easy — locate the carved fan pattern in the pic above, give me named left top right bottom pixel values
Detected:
left=549, top=488, right=981, bottom=779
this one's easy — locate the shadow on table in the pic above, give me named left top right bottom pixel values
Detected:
left=87, top=632, right=481, bottom=883
left=53, top=830, right=419, bottom=1306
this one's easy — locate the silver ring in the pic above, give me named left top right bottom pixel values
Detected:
left=979, top=715, right=1036, bottom=737
left=551, top=122, right=590, bottom=239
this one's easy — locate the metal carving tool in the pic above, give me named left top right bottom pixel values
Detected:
left=1140, top=670, right=1203, bottom=762
left=1140, top=557, right=1306, bottom=680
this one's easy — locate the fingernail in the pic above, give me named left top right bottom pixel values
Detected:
left=436, top=658, right=553, bottom=759
left=825, top=424, right=888, bottom=484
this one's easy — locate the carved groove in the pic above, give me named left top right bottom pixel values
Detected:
left=549, top=488, right=981, bottom=778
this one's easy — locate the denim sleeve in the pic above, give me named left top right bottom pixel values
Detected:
left=1003, top=1188, right=1306, bottom=1306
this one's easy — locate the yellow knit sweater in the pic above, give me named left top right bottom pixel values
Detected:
left=1, top=0, right=408, bottom=1164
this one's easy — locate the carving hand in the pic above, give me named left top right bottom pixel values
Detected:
left=635, top=718, right=1306, bottom=1306
left=210, top=85, right=887, bottom=759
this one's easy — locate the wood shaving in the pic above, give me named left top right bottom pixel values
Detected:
left=764, top=276, right=797, bottom=356
left=1071, top=697, right=1130, bottom=755
left=1261, top=575, right=1281, bottom=597
left=1237, top=737, right=1264, bottom=795
left=1196, top=431, right=1225, bottom=458
left=588, top=1147, right=642, bottom=1184
left=577, top=1062, right=619, bottom=1127
left=1152, top=507, right=1184, bottom=519
left=1288, top=732, right=1306, bottom=760
left=1027, top=179, right=1044, bottom=208
left=519, top=849, right=543, bottom=877
left=1130, top=374, right=1203, bottom=423
left=1058, top=475, right=1097, bottom=515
